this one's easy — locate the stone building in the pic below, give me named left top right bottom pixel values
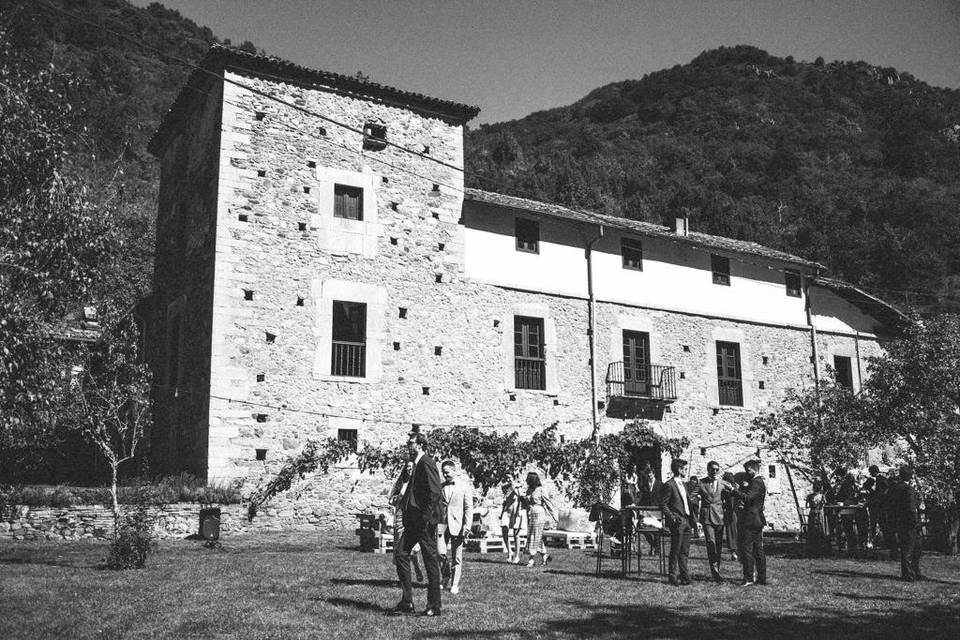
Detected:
left=140, top=46, right=903, bottom=528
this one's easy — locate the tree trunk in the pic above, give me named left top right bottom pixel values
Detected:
left=946, top=504, right=959, bottom=555
left=111, top=463, right=120, bottom=535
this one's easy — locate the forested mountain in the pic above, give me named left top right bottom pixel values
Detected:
left=2, top=0, right=234, bottom=303
left=467, top=46, right=960, bottom=312
left=5, top=2, right=960, bottom=312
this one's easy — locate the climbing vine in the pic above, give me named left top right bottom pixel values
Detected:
left=247, top=421, right=688, bottom=519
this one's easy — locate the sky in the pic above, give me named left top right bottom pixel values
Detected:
left=130, top=0, right=960, bottom=124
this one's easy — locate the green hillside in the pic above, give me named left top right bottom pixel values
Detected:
left=6, top=2, right=960, bottom=312
left=466, top=46, right=960, bottom=311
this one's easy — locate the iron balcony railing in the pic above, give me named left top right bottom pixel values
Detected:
left=718, top=379, right=744, bottom=406
left=515, top=356, right=546, bottom=390
left=606, top=362, right=677, bottom=402
left=331, top=340, right=366, bottom=377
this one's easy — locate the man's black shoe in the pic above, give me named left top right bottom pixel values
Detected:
left=712, top=574, right=723, bottom=583
left=420, top=607, right=441, bottom=617
left=386, top=601, right=415, bottom=616
left=668, top=577, right=681, bottom=586
left=679, top=578, right=692, bottom=586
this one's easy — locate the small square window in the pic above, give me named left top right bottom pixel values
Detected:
left=711, top=254, right=730, bottom=286
left=399, top=307, right=407, bottom=319
left=334, top=184, right=363, bottom=220
left=257, top=169, right=266, bottom=178
left=621, top=238, right=643, bottom=271
left=833, top=355, right=854, bottom=389
left=238, top=213, right=248, bottom=222
left=255, top=112, right=265, bottom=121
left=768, top=465, right=777, bottom=479
left=337, top=429, right=358, bottom=452
left=255, top=448, right=267, bottom=461
left=785, top=270, right=802, bottom=297
left=307, top=160, right=317, bottom=169
left=516, top=218, right=539, bottom=254
left=363, top=122, right=387, bottom=151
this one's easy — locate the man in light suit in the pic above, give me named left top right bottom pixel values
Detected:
left=659, top=458, right=693, bottom=586
left=389, top=431, right=443, bottom=617
left=438, top=460, right=473, bottom=595
left=697, top=461, right=732, bottom=582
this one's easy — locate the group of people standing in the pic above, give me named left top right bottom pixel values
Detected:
left=387, top=431, right=557, bottom=618
left=806, top=464, right=924, bottom=581
left=498, top=472, right=555, bottom=567
left=656, top=458, right=768, bottom=586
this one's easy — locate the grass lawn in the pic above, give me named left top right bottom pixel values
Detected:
left=2, top=531, right=959, bottom=639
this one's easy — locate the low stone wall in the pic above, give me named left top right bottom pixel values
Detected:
left=0, top=502, right=329, bottom=541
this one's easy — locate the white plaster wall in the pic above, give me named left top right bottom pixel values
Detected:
left=464, top=214, right=812, bottom=328
left=809, top=287, right=882, bottom=337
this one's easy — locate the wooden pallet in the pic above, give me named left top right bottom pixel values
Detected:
left=465, top=535, right=528, bottom=554
left=543, top=530, right=597, bottom=550
left=371, top=532, right=393, bottom=554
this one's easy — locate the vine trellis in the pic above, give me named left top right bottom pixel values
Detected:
left=246, top=422, right=688, bottom=520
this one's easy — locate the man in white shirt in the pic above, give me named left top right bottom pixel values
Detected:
left=659, top=458, right=693, bottom=586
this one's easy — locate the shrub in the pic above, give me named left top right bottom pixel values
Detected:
left=107, top=487, right=158, bottom=570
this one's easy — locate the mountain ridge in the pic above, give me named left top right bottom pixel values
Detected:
left=6, top=2, right=959, bottom=312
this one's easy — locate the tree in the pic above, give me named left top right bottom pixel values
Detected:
left=66, top=317, right=152, bottom=528
left=750, top=380, right=875, bottom=493
left=863, top=316, right=960, bottom=554
left=0, top=30, right=120, bottom=473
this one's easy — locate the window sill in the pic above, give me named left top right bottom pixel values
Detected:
left=510, top=388, right=559, bottom=398
left=321, top=375, right=378, bottom=384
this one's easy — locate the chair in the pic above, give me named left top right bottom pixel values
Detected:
left=590, top=503, right=621, bottom=575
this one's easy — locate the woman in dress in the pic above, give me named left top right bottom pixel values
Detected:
left=499, top=481, right=526, bottom=563
left=520, top=471, right=552, bottom=567
left=722, top=471, right=739, bottom=561
left=805, top=480, right=828, bottom=557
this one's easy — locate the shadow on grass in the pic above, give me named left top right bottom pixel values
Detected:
left=815, top=568, right=960, bottom=585
left=330, top=577, right=399, bottom=588
left=544, top=568, right=664, bottom=584
left=412, top=600, right=960, bottom=640
left=326, top=597, right=388, bottom=614
left=0, top=557, right=106, bottom=570
left=834, top=591, right=907, bottom=602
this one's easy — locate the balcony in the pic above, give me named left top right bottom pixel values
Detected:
left=605, top=362, right=677, bottom=418
left=515, top=356, right=546, bottom=391
left=331, top=340, right=366, bottom=377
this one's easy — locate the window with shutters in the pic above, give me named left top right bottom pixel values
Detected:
left=716, top=341, right=743, bottom=406
left=711, top=254, right=730, bottom=286
left=515, top=218, right=539, bottom=254
left=333, top=184, right=363, bottom=220
left=833, top=355, right=854, bottom=390
left=785, top=270, right=802, bottom=297
left=621, top=238, right=643, bottom=271
left=331, top=301, right=366, bottom=377
left=514, top=316, right=545, bottom=390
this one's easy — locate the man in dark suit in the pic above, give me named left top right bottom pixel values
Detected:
left=890, top=466, right=922, bottom=581
left=389, top=431, right=443, bottom=617
left=733, top=459, right=767, bottom=586
left=697, top=461, right=732, bottom=582
left=659, top=458, right=693, bottom=586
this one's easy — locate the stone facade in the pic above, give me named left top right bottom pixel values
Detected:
left=143, top=48, right=896, bottom=532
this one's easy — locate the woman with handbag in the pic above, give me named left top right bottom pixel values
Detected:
left=520, top=471, right=553, bottom=567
